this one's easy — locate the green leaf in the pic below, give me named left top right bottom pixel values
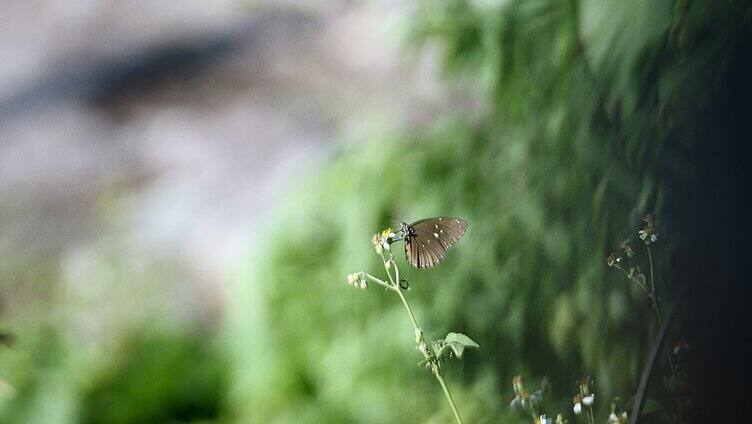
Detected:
left=443, top=332, right=479, bottom=359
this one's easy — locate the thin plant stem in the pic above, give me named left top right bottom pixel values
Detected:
left=644, top=246, right=664, bottom=328
left=363, top=273, right=395, bottom=291
left=433, top=366, right=464, bottom=424
left=643, top=245, right=677, bottom=386
left=646, top=245, right=656, bottom=296
left=380, top=251, right=464, bottom=424
left=394, top=280, right=421, bottom=338
left=394, top=284, right=463, bottom=423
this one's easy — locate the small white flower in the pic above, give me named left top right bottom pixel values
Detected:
left=582, top=394, right=594, bottom=406
left=510, top=397, right=521, bottom=408
left=573, top=402, right=582, bottom=415
left=608, top=412, right=627, bottom=424
left=360, top=278, right=367, bottom=289
left=650, top=233, right=658, bottom=242
left=537, top=414, right=552, bottom=424
left=638, top=229, right=647, bottom=240
left=347, top=273, right=356, bottom=286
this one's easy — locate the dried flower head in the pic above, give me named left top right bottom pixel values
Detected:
left=346, top=272, right=367, bottom=289
left=572, top=394, right=583, bottom=415
left=510, top=375, right=530, bottom=408
left=535, top=414, right=553, bottom=424
left=608, top=412, right=628, bottom=424
left=577, top=376, right=592, bottom=396
left=638, top=227, right=658, bottom=244
left=606, top=253, right=622, bottom=267
left=510, top=375, right=545, bottom=409
left=639, top=213, right=658, bottom=244
left=619, top=239, right=634, bottom=257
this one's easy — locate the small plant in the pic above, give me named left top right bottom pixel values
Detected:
left=572, top=377, right=595, bottom=424
left=607, top=213, right=666, bottom=329
left=511, top=211, right=687, bottom=424
left=510, top=375, right=566, bottom=424
left=347, top=226, right=478, bottom=423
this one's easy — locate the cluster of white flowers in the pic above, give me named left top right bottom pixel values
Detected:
left=638, top=228, right=658, bottom=243
left=606, top=253, right=622, bottom=268
left=346, top=272, right=367, bottom=289
left=572, top=377, right=595, bottom=417
left=371, top=228, right=397, bottom=255
left=535, top=414, right=552, bottom=424
left=533, top=413, right=566, bottom=424
left=639, top=212, right=659, bottom=244
left=608, top=411, right=628, bottom=424
left=572, top=393, right=594, bottom=415
left=510, top=375, right=542, bottom=409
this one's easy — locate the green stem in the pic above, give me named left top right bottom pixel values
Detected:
left=363, top=273, right=395, bottom=291
left=643, top=244, right=679, bottom=414
left=384, top=253, right=463, bottom=424
left=395, top=283, right=421, bottom=336
left=646, top=245, right=656, bottom=297
left=644, top=245, right=676, bottom=371
left=433, top=366, right=464, bottom=424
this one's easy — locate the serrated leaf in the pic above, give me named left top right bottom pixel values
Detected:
left=444, top=332, right=479, bottom=358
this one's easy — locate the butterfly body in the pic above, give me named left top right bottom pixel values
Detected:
left=399, top=217, right=468, bottom=268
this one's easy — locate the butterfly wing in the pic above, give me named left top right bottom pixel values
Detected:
left=404, top=217, right=468, bottom=268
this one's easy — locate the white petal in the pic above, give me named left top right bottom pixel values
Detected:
left=573, top=403, right=582, bottom=415
left=583, top=394, right=594, bottom=406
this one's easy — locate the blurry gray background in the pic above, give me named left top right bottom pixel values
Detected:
left=0, top=0, right=467, bottom=335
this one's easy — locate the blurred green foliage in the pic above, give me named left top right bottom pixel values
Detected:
left=224, top=0, right=750, bottom=422
left=0, top=255, right=227, bottom=423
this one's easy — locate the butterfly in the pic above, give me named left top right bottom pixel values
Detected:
left=397, top=217, right=468, bottom=268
